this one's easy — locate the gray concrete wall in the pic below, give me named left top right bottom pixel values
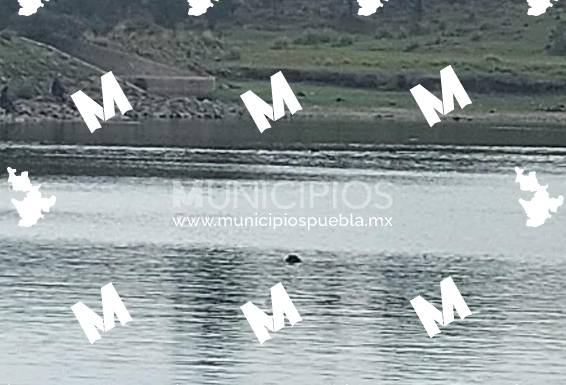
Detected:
left=123, top=76, right=216, bottom=97
left=43, top=37, right=216, bottom=96
left=52, top=38, right=185, bottom=76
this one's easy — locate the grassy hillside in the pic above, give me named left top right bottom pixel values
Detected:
left=3, top=0, right=566, bottom=122
left=97, top=1, right=565, bottom=78
left=95, top=1, right=566, bottom=120
left=0, top=32, right=95, bottom=98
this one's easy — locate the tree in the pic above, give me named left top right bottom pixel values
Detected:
left=0, top=1, right=18, bottom=30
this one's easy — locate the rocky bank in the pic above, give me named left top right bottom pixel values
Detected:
left=0, top=87, right=243, bottom=124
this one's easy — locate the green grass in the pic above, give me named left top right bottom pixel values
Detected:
left=92, top=0, right=566, bottom=82
left=213, top=28, right=566, bottom=81
left=91, top=0, right=566, bottom=86
left=212, top=80, right=566, bottom=114
left=0, top=34, right=96, bottom=97
left=4, top=0, right=566, bottom=117
left=198, top=1, right=565, bottom=80
left=200, top=1, right=566, bottom=114
left=213, top=81, right=413, bottom=109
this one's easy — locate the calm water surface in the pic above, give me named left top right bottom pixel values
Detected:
left=0, top=143, right=565, bottom=385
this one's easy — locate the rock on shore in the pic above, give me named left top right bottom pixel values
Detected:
left=0, top=91, right=243, bottom=124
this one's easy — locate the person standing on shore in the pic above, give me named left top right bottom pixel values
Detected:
left=50, top=75, right=66, bottom=102
left=0, top=86, right=15, bottom=113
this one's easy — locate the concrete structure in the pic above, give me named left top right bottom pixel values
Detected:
left=36, top=37, right=216, bottom=97
left=122, top=76, right=216, bottom=98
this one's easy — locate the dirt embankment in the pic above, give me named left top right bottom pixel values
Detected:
left=224, top=66, right=566, bottom=95
left=0, top=35, right=242, bottom=124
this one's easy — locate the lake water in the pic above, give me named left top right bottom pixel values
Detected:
left=0, top=142, right=565, bottom=385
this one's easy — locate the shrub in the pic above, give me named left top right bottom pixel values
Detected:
left=0, top=29, right=15, bottom=41
left=332, top=35, right=354, bottom=47
left=322, top=57, right=334, bottom=66
left=10, top=12, right=86, bottom=43
left=470, top=32, right=482, bottom=42
left=403, top=42, right=420, bottom=52
left=293, top=28, right=335, bottom=45
left=484, top=54, right=503, bottom=63
left=547, top=22, right=566, bottom=55
left=10, top=78, right=38, bottom=100
left=201, top=30, right=223, bottom=48
left=396, top=29, right=408, bottom=39
left=375, top=30, right=393, bottom=39
left=271, top=37, right=291, bottom=50
left=223, top=48, right=241, bottom=60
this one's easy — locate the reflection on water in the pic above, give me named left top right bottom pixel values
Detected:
left=2, top=142, right=566, bottom=178
left=0, top=143, right=565, bottom=385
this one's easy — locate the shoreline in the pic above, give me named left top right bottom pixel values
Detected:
left=4, top=99, right=566, bottom=123
left=5, top=98, right=566, bottom=126
left=2, top=115, right=566, bottom=149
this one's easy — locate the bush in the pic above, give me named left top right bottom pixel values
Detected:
left=293, top=28, right=336, bottom=45
left=322, top=57, right=334, bottom=66
left=223, top=48, right=241, bottom=60
left=0, top=1, right=18, bottom=31
left=10, top=12, right=86, bottom=43
left=403, top=41, right=420, bottom=52
left=547, top=22, right=566, bottom=55
left=332, top=35, right=354, bottom=47
left=271, top=36, right=291, bottom=50
left=293, top=29, right=354, bottom=48
left=374, top=30, right=393, bottom=40
left=396, top=28, right=408, bottom=39
left=484, top=54, right=503, bottom=63
left=201, top=30, right=223, bottom=48
left=0, top=29, right=15, bottom=41
left=10, top=78, right=38, bottom=100
left=470, top=32, right=482, bottom=42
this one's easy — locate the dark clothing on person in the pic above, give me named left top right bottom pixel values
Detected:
left=0, top=86, right=15, bottom=113
left=51, top=78, right=66, bottom=101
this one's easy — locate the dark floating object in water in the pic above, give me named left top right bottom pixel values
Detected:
left=285, top=254, right=302, bottom=264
